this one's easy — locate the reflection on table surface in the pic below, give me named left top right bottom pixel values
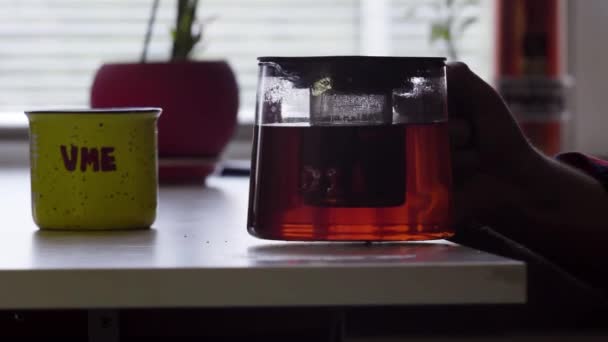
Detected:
left=0, top=168, right=517, bottom=270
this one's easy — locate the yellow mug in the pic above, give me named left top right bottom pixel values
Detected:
left=25, top=108, right=162, bottom=230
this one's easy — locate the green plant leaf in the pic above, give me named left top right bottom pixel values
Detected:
left=458, top=16, right=478, bottom=35
left=430, top=23, right=450, bottom=43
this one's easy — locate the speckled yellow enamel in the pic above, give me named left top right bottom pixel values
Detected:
left=25, top=109, right=161, bottom=230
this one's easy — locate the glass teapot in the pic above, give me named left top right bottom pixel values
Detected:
left=247, top=56, right=452, bottom=241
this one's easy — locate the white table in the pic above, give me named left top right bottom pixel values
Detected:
left=0, top=168, right=525, bottom=310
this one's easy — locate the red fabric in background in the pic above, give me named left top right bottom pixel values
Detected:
left=557, top=153, right=608, bottom=192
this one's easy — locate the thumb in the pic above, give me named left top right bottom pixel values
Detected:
left=446, top=62, right=531, bottom=163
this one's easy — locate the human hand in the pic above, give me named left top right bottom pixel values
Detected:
left=447, top=62, right=608, bottom=291
left=447, top=62, right=608, bottom=275
left=447, top=62, right=539, bottom=227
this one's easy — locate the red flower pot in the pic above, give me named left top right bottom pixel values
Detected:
left=91, top=61, right=239, bottom=183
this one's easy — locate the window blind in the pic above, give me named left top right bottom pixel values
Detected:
left=0, top=0, right=493, bottom=123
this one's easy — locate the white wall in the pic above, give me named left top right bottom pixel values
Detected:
left=569, top=0, right=608, bottom=156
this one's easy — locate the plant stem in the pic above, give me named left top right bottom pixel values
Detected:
left=445, top=3, right=458, bottom=60
left=171, top=0, right=198, bottom=60
left=141, top=0, right=160, bottom=63
left=446, top=37, right=458, bottom=60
